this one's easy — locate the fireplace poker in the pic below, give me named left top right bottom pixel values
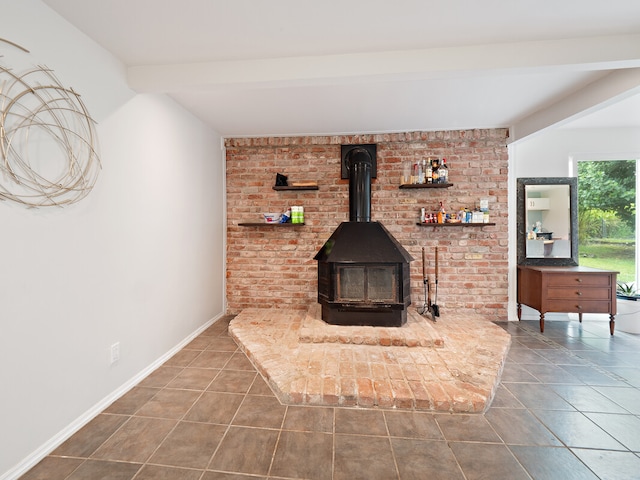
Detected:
left=418, top=247, right=436, bottom=320
left=432, top=246, right=440, bottom=317
left=418, top=247, right=429, bottom=315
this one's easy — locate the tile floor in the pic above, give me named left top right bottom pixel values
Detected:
left=21, top=316, right=640, bottom=480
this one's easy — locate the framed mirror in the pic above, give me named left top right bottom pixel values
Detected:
left=517, top=177, right=578, bottom=266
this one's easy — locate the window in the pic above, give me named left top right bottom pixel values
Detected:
left=577, top=159, right=637, bottom=289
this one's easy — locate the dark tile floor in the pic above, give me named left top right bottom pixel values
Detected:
left=21, top=316, right=640, bottom=480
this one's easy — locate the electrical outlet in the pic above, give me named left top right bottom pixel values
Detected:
left=110, top=342, right=120, bottom=365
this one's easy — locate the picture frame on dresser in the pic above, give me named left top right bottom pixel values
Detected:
left=516, top=177, right=579, bottom=266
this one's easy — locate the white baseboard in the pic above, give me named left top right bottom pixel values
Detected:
left=1, top=313, right=224, bottom=480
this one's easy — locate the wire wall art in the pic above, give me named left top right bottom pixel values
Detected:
left=0, top=38, right=101, bottom=208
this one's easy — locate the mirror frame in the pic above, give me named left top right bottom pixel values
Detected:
left=517, top=177, right=578, bottom=266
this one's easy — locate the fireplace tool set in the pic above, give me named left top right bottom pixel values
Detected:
left=418, top=246, right=440, bottom=320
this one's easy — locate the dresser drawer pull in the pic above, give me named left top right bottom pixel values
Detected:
left=576, top=278, right=583, bottom=283
left=576, top=305, right=583, bottom=310
left=576, top=291, right=582, bottom=296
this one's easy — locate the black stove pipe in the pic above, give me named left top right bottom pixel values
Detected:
left=346, top=147, right=372, bottom=222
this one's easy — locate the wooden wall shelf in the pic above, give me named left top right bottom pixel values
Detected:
left=400, top=183, right=453, bottom=189
left=238, top=222, right=305, bottom=227
left=416, top=222, right=495, bottom=227
left=272, top=186, right=318, bottom=191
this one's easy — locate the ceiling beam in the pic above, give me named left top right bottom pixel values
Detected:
left=127, top=34, right=640, bottom=93
left=510, top=67, right=640, bottom=143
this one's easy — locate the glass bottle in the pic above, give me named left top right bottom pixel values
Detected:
left=437, top=201, right=445, bottom=223
left=403, top=161, right=411, bottom=185
left=431, top=158, right=439, bottom=184
left=439, top=158, right=449, bottom=184
left=425, top=158, right=432, bottom=183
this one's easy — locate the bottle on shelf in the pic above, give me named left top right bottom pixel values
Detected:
left=431, top=158, right=440, bottom=184
left=437, top=201, right=446, bottom=224
left=438, top=158, right=449, bottom=184
left=403, top=161, right=412, bottom=185
left=281, top=208, right=291, bottom=223
left=425, top=158, right=432, bottom=184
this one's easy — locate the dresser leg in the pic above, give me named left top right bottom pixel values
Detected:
left=609, top=315, right=615, bottom=335
left=578, top=313, right=583, bottom=323
left=517, top=303, right=522, bottom=321
left=539, top=313, right=545, bottom=333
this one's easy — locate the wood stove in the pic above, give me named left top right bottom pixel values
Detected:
left=314, top=145, right=413, bottom=327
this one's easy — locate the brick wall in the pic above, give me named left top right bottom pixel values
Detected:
left=225, top=129, right=509, bottom=320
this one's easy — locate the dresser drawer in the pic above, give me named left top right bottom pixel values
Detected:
left=546, top=287, right=612, bottom=301
left=547, top=274, right=612, bottom=287
left=546, top=299, right=612, bottom=314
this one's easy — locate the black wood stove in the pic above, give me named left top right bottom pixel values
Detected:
left=314, top=145, right=413, bottom=327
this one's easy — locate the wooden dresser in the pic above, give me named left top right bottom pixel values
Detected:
left=517, top=265, right=618, bottom=334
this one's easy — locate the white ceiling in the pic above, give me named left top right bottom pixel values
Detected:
left=43, top=0, right=640, bottom=140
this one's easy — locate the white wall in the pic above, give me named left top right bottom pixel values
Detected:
left=508, top=126, right=640, bottom=319
left=0, top=2, right=225, bottom=478
left=513, top=127, right=640, bottom=177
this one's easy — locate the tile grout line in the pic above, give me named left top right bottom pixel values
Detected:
left=381, top=410, right=403, bottom=480
left=265, top=404, right=289, bottom=479
left=130, top=330, right=235, bottom=478
left=202, top=336, right=249, bottom=476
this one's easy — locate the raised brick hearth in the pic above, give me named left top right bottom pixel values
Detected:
left=299, top=304, right=444, bottom=347
left=229, top=306, right=511, bottom=412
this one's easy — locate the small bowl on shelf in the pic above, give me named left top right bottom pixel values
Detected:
left=263, top=212, right=282, bottom=223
